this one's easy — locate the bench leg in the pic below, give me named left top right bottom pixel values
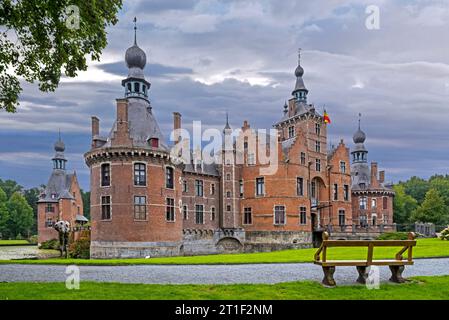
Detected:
left=389, top=265, right=406, bottom=283
left=356, top=266, right=368, bottom=284
left=322, top=266, right=336, bottom=287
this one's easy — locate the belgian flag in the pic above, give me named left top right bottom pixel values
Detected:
left=323, top=109, right=331, bottom=124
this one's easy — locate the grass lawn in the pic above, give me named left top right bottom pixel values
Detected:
left=1, top=276, right=448, bottom=300
left=0, top=240, right=30, bottom=246
left=0, top=238, right=447, bottom=266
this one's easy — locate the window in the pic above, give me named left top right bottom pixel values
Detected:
left=256, top=177, right=265, bottom=196
left=300, top=152, right=306, bottom=165
left=134, top=196, right=146, bottom=220
left=45, top=218, right=54, bottom=228
left=372, top=214, right=377, bottom=226
left=315, top=123, right=321, bottom=136
left=248, top=153, right=255, bottom=165
left=127, top=83, right=131, bottom=92
left=371, top=199, right=377, bottom=209
left=383, top=214, right=388, bottom=224
left=226, top=173, right=231, bottom=181
left=149, top=138, right=159, bottom=148
left=134, top=163, right=146, bottom=186
left=211, top=207, right=216, bottom=221
left=274, top=205, right=286, bottom=225
left=195, top=205, right=204, bottom=224
left=244, top=207, right=252, bottom=225
left=183, top=180, right=188, bottom=193
left=344, top=185, right=349, bottom=201
left=226, top=191, right=231, bottom=198
left=315, top=141, right=321, bottom=153
left=134, top=82, right=139, bottom=93
left=183, top=205, right=188, bottom=220
left=239, top=180, right=244, bottom=197
left=340, top=161, right=346, bottom=173
left=296, top=177, right=304, bottom=196
left=101, top=196, right=111, bottom=220
left=300, top=207, right=307, bottom=225
left=166, top=198, right=175, bottom=221
left=315, top=159, right=321, bottom=172
left=360, top=197, right=367, bottom=210
left=226, top=205, right=231, bottom=212
left=195, top=180, right=203, bottom=197
left=288, top=126, right=295, bottom=138
left=360, top=215, right=368, bottom=227
left=338, top=210, right=346, bottom=226
left=101, top=163, right=110, bottom=187
left=311, top=181, right=316, bottom=199
left=211, top=183, right=215, bottom=195
left=45, top=204, right=54, bottom=213
left=333, top=184, right=338, bottom=201
left=166, top=167, right=174, bottom=189
left=383, top=197, right=388, bottom=210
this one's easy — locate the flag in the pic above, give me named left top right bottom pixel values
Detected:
left=323, top=110, right=331, bottom=124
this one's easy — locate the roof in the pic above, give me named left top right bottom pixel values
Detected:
left=38, top=171, right=75, bottom=203
left=103, top=97, right=169, bottom=151
left=76, top=215, right=89, bottom=222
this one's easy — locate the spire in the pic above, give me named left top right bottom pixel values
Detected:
left=292, top=48, right=308, bottom=103
left=224, top=111, right=231, bottom=131
left=53, top=132, right=67, bottom=170
left=353, top=113, right=366, bottom=144
left=133, top=16, right=137, bottom=45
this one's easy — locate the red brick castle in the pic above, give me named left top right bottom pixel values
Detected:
left=84, top=29, right=395, bottom=258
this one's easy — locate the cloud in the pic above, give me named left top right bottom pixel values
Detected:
left=97, top=62, right=194, bottom=78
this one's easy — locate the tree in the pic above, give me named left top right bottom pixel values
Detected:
left=7, top=191, right=34, bottom=239
left=401, top=176, right=430, bottom=204
left=81, top=189, right=90, bottom=220
left=411, top=189, right=448, bottom=226
left=0, top=178, right=23, bottom=199
left=429, top=177, right=449, bottom=207
left=393, top=185, right=418, bottom=225
left=23, top=187, right=41, bottom=235
left=0, top=0, right=122, bottom=112
left=0, top=187, right=10, bottom=239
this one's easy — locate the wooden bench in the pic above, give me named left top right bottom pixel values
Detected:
left=314, top=232, right=416, bottom=286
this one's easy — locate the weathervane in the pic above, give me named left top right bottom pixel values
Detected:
left=298, top=48, right=302, bottom=64
left=133, top=17, right=137, bottom=45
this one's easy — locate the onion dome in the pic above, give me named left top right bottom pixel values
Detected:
left=353, top=113, right=366, bottom=144
left=125, top=44, right=146, bottom=70
left=295, top=64, right=304, bottom=78
left=54, top=138, right=65, bottom=152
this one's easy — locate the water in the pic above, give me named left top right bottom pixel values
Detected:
left=0, top=246, right=59, bottom=260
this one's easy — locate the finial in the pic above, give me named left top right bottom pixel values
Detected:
left=58, top=128, right=61, bottom=141
left=298, top=48, right=302, bottom=65
left=358, top=113, right=362, bottom=129
left=133, top=17, right=137, bottom=45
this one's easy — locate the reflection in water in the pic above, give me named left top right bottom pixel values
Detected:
left=0, top=246, right=59, bottom=260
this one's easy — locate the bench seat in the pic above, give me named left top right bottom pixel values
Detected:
left=314, top=259, right=414, bottom=267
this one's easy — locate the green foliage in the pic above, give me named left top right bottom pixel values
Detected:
left=28, top=235, right=38, bottom=244
left=80, top=189, right=90, bottom=220
left=401, top=176, right=430, bottom=204
left=0, top=187, right=10, bottom=239
left=6, top=192, right=34, bottom=238
left=376, top=232, right=410, bottom=240
left=39, top=239, right=59, bottom=250
left=440, top=227, right=449, bottom=241
left=0, top=179, right=23, bottom=199
left=23, top=187, right=40, bottom=235
left=0, top=0, right=123, bottom=112
left=393, top=185, right=418, bottom=224
left=411, top=189, right=448, bottom=225
left=68, top=238, right=90, bottom=259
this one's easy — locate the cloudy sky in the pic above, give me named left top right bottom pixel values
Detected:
left=1, top=0, right=448, bottom=190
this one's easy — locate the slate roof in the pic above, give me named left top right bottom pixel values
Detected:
left=38, top=171, right=74, bottom=203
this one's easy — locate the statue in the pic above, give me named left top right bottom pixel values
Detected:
left=54, top=220, right=70, bottom=258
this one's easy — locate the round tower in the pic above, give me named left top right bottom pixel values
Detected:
left=85, top=18, right=183, bottom=258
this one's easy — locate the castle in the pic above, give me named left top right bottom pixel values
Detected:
left=78, top=27, right=396, bottom=258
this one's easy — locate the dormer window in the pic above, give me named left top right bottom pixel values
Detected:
left=51, top=193, right=57, bottom=199
left=148, top=137, right=159, bottom=148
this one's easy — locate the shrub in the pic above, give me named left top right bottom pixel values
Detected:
left=40, top=238, right=59, bottom=250
left=376, top=232, right=410, bottom=240
left=28, top=235, right=38, bottom=244
left=68, top=238, right=90, bottom=259
left=440, top=227, right=449, bottom=241
left=15, top=233, right=23, bottom=240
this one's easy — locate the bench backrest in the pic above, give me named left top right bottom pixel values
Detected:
left=314, top=232, right=417, bottom=264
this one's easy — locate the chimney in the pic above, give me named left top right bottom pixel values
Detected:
left=91, top=116, right=99, bottom=148
left=371, top=162, right=378, bottom=187
left=379, top=170, right=385, bottom=184
left=173, top=112, right=182, bottom=143
left=111, top=99, right=132, bottom=146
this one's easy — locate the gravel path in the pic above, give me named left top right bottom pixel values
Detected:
left=0, top=258, right=448, bottom=285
